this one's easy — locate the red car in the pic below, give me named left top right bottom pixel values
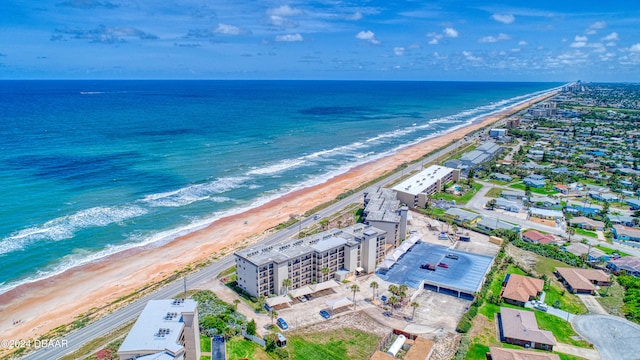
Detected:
left=438, top=262, right=449, bottom=268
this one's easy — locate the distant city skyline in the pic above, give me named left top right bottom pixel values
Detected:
left=2, top=0, right=639, bottom=81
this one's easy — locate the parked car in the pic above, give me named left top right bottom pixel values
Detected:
left=420, top=263, right=436, bottom=271
left=264, top=303, right=273, bottom=312
left=438, top=262, right=449, bottom=268
left=297, top=296, right=307, bottom=302
left=276, top=317, right=289, bottom=330
left=445, top=254, right=459, bottom=260
left=319, top=310, right=331, bottom=319
left=534, top=303, right=548, bottom=312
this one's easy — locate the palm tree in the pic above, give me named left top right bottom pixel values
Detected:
left=410, top=301, right=419, bottom=320
left=351, top=284, right=360, bottom=310
left=566, top=227, right=576, bottom=242
left=388, top=284, right=398, bottom=296
left=233, top=299, right=240, bottom=311
left=320, top=267, right=330, bottom=281
left=257, top=295, right=266, bottom=312
left=282, top=278, right=292, bottom=295
left=369, top=281, right=379, bottom=301
left=398, top=284, right=408, bottom=301
left=387, top=296, right=399, bottom=314
left=269, top=310, right=278, bottom=326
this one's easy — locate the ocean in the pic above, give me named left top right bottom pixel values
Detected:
left=0, top=80, right=561, bottom=293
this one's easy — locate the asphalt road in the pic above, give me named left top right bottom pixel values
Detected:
left=22, top=134, right=475, bottom=360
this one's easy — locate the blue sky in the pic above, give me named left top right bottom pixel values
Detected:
left=1, top=0, right=639, bottom=81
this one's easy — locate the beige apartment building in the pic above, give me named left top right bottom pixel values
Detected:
left=392, top=165, right=460, bottom=208
left=235, top=223, right=387, bottom=298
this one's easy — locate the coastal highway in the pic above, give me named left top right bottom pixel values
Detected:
left=22, top=135, right=473, bottom=360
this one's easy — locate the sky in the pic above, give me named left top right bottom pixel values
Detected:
left=1, top=0, right=639, bottom=81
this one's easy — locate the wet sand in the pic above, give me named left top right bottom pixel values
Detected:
left=0, top=91, right=556, bottom=340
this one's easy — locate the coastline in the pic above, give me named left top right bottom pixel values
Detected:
left=0, top=90, right=557, bottom=340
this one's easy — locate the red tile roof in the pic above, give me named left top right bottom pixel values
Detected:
left=522, top=230, right=556, bottom=245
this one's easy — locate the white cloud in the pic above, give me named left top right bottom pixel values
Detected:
left=570, top=35, right=588, bottom=48
left=356, top=30, right=380, bottom=44
left=589, top=21, right=607, bottom=30
left=462, top=51, right=481, bottom=61
left=443, top=27, right=458, bottom=38
left=605, top=42, right=616, bottom=47
left=492, top=14, right=515, bottom=24
left=393, top=47, right=405, bottom=56
left=214, top=23, right=241, bottom=35
left=267, top=5, right=302, bottom=17
left=348, top=12, right=363, bottom=20
left=518, top=40, right=528, bottom=46
left=601, top=32, right=618, bottom=41
left=428, top=38, right=438, bottom=45
left=630, top=43, right=640, bottom=52
left=275, top=33, right=303, bottom=42
left=479, top=33, right=511, bottom=43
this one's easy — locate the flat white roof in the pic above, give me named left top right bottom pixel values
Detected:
left=392, top=165, right=455, bottom=196
left=119, top=299, right=196, bottom=358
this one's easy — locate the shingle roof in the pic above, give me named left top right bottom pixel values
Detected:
left=522, top=230, right=556, bottom=244
left=556, top=267, right=609, bottom=292
left=500, top=307, right=556, bottom=346
left=502, top=274, right=544, bottom=303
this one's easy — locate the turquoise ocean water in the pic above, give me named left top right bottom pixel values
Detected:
left=0, top=80, right=561, bottom=293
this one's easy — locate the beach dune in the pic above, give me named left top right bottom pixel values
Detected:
left=0, top=92, right=555, bottom=341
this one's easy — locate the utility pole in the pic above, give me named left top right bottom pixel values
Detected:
left=183, top=276, right=187, bottom=300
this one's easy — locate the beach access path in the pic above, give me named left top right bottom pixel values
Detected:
left=13, top=91, right=558, bottom=359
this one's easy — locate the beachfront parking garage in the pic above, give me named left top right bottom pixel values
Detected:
left=376, top=242, right=494, bottom=299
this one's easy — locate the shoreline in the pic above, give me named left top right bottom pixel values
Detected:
left=0, top=90, right=557, bottom=341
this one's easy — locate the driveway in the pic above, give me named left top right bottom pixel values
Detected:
left=554, top=343, right=601, bottom=360
left=573, top=314, right=640, bottom=360
left=577, top=294, right=608, bottom=315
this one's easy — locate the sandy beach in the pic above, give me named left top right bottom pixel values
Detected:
left=0, top=91, right=556, bottom=341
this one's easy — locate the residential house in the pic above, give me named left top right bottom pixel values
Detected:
left=564, top=243, right=607, bottom=262
left=608, top=257, right=640, bottom=277
left=494, top=198, right=522, bottom=212
left=569, top=216, right=605, bottom=231
left=555, top=267, right=611, bottom=294
left=487, top=347, right=560, bottom=360
left=500, top=274, right=544, bottom=307
left=589, top=191, right=619, bottom=203
left=613, top=225, right=640, bottom=242
left=626, top=198, right=640, bottom=210
left=477, top=217, right=520, bottom=232
left=608, top=215, right=636, bottom=227
left=554, top=184, right=569, bottom=195
left=529, top=208, right=564, bottom=221
left=527, top=149, right=544, bottom=161
left=564, top=205, right=599, bottom=217
left=491, top=173, right=513, bottom=182
left=501, top=190, right=524, bottom=201
left=522, top=230, right=556, bottom=245
left=445, top=208, right=482, bottom=224
left=523, top=175, right=546, bottom=188
left=118, top=299, right=201, bottom=360
left=499, top=307, right=556, bottom=351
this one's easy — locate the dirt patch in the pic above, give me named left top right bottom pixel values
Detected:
left=505, top=244, right=538, bottom=272
left=529, top=217, right=557, bottom=227
left=430, top=331, right=462, bottom=360
left=294, top=311, right=390, bottom=338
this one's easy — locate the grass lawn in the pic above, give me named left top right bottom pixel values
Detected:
left=510, top=183, right=558, bottom=195
left=595, top=245, right=631, bottom=257
left=200, top=356, right=211, bottom=360
left=200, top=335, right=211, bottom=352
left=574, top=228, right=597, bottom=238
left=433, top=182, right=483, bottom=204
left=485, top=187, right=503, bottom=198
left=287, top=328, right=380, bottom=360
left=535, top=312, right=592, bottom=348
left=465, top=343, right=490, bottom=360
left=557, top=353, right=589, bottom=360
left=597, top=280, right=625, bottom=316
left=544, top=284, right=587, bottom=315
left=227, top=336, right=271, bottom=360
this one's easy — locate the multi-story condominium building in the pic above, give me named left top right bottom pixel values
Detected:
left=392, top=165, right=460, bottom=208
left=118, top=298, right=200, bottom=360
left=362, top=185, right=408, bottom=247
left=235, top=224, right=387, bottom=298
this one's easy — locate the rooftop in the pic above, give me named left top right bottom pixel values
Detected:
left=119, top=299, right=196, bottom=358
left=392, top=165, right=456, bottom=196
left=502, top=274, right=544, bottom=303
left=500, top=307, right=556, bottom=346
left=236, top=223, right=384, bottom=265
